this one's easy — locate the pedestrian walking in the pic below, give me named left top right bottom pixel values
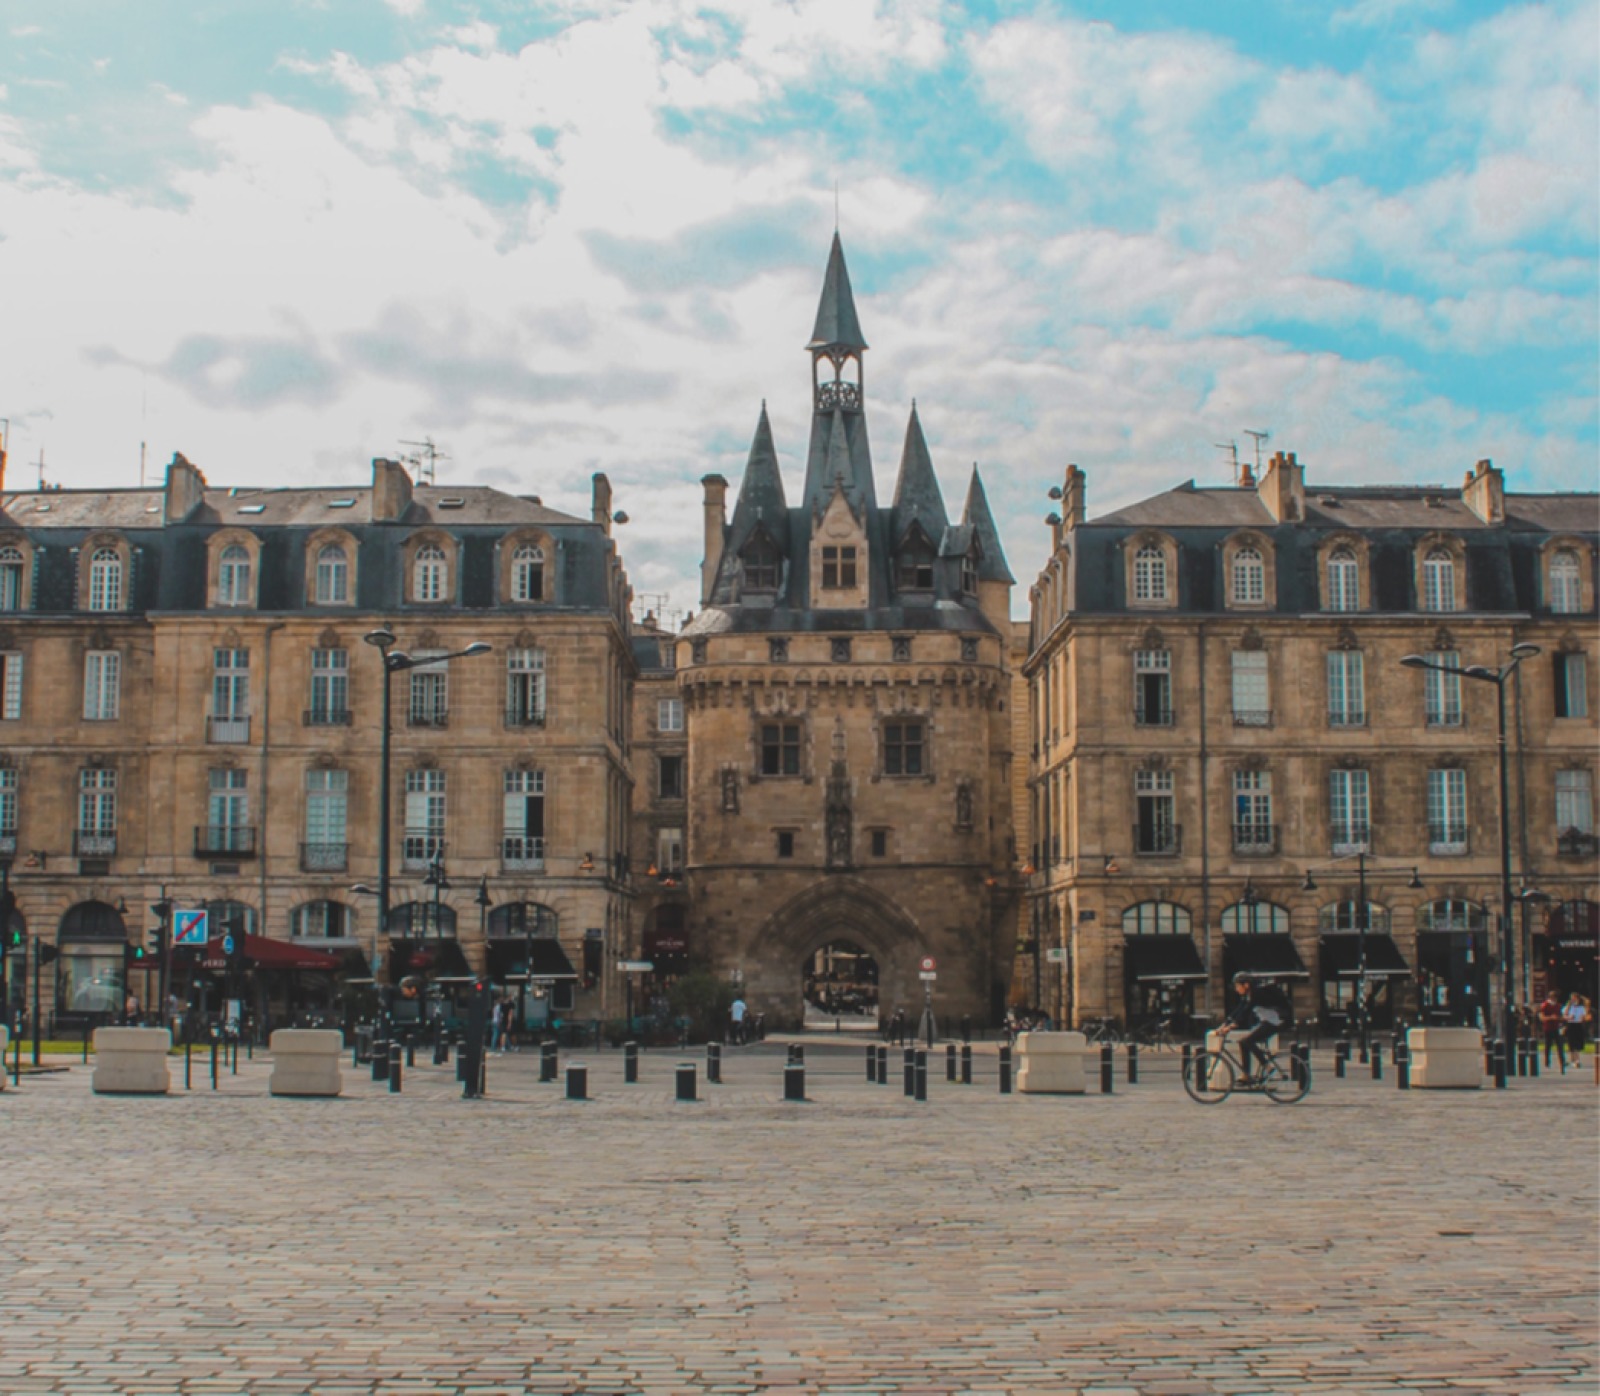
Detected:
left=1562, top=992, right=1591, bottom=1058
left=1537, top=992, right=1567, bottom=1071
left=729, top=995, right=747, bottom=1046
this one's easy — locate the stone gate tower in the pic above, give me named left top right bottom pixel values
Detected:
left=678, top=235, right=1019, bottom=1028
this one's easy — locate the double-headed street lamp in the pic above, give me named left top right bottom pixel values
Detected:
left=1401, top=643, right=1540, bottom=1051
left=360, top=628, right=490, bottom=1003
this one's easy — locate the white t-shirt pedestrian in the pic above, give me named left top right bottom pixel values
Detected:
left=730, top=998, right=747, bottom=1024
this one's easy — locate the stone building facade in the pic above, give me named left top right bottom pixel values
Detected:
left=676, top=236, right=1022, bottom=1028
left=0, top=450, right=636, bottom=1029
left=1023, top=451, right=1600, bottom=1034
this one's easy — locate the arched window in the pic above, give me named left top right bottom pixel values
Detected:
left=290, top=900, right=354, bottom=939
left=1231, top=547, right=1265, bottom=605
left=1317, top=901, right=1391, bottom=935
left=1326, top=548, right=1359, bottom=612
left=413, top=544, right=446, bottom=603
left=512, top=544, right=545, bottom=602
left=315, top=545, right=348, bottom=604
left=388, top=900, right=457, bottom=939
left=88, top=549, right=123, bottom=612
left=1550, top=549, right=1581, bottom=614
left=0, top=547, right=23, bottom=611
left=1220, top=900, right=1291, bottom=935
left=487, top=902, right=559, bottom=938
left=1416, top=900, right=1488, bottom=933
left=1422, top=547, right=1456, bottom=612
left=1122, top=901, right=1192, bottom=936
left=217, top=545, right=252, bottom=606
left=1133, top=546, right=1167, bottom=602
left=204, top=899, right=259, bottom=939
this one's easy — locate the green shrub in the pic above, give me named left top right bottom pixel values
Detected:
left=667, top=969, right=735, bottom=1045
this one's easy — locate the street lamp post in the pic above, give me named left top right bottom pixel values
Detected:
left=1401, top=644, right=1540, bottom=1051
left=361, top=629, right=490, bottom=1024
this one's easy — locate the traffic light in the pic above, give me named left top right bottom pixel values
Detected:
left=0, top=887, right=18, bottom=951
left=125, top=943, right=149, bottom=969
left=36, top=941, right=59, bottom=965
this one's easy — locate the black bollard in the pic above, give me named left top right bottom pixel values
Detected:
left=946, top=1042, right=957, bottom=1082
left=372, top=1038, right=390, bottom=1083
left=1126, top=1042, right=1139, bottom=1085
left=707, top=1042, right=722, bottom=1085
left=914, top=1049, right=928, bottom=1102
left=998, top=1043, right=1013, bottom=1094
left=903, top=1046, right=916, bottom=1097
left=1529, top=1042, right=1540, bottom=1078
left=1370, top=1046, right=1383, bottom=1081
left=211, top=1036, right=219, bottom=1091
left=875, top=1044, right=888, bottom=1086
left=82, top=1023, right=90, bottom=1064
left=567, top=1063, right=588, bottom=1101
left=1358, top=1035, right=1370, bottom=1065
left=961, top=1014, right=972, bottom=1045
left=1517, top=1038, right=1530, bottom=1078
left=676, top=1062, right=696, bottom=1102
left=1181, top=1042, right=1192, bottom=1079
left=1493, top=1040, right=1508, bottom=1089
left=433, top=1035, right=447, bottom=1066
left=389, top=1043, right=402, bottom=1093
left=784, top=1061, right=806, bottom=1101
left=540, top=1039, right=558, bottom=1083
left=456, top=1041, right=469, bottom=1081
left=1395, top=1038, right=1410, bottom=1090
left=1334, top=1040, right=1348, bottom=1079
left=1100, top=1042, right=1114, bottom=1094
left=624, top=1041, right=639, bottom=1084
left=405, top=1035, right=415, bottom=1069
left=961, top=1042, right=973, bottom=1085
left=865, top=1044, right=876, bottom=1081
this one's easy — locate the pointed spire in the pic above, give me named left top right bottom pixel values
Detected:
left=961, top=465, right=1015, bottom=584
left=807, top=232, right=867, bottom=353
left=724, top=403, right=790, bottom=561
left=891, top=403, right=949, bottom=546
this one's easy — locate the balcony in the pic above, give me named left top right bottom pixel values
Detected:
left=1133, top=704, right=1176, bottom=727
left=1424, top=708, right=1463, bottom=729
left=1427, top=823, right=1468, bottom=856
left=502, top=835, right=545, bottom=871
left=303, top=708, right=353, bottom=727
left=1232, top=823, right=1278, bottom=855
left=194, top=825, right=256, bottom=857
left=207, top=715, right=251, bottom=744
left=505, top=707, right=547, bottom=729
left=1331, top=824, right=1372, bottom=856
left=407, top=709, right=449, bottom=730
left=1232, top=709, right=1272, bottom=728
left=1132, top=822, right=1182, bottom=857
left=402, top=832, right=444, bottom=869
left=1327, top=709, right=1367, bottom=728
left=300, top=841, right=348, bottom=873
left=1557, top=827, right=1599, bottom=858
left=73, top=830, right=117, bottom=857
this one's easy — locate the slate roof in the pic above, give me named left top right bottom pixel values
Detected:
left=724, top=404, right=790, bottom=560
left=890, top=405, right=949, bottom=547
left=961, top=467, right=1016, bottom=584
left=806, top=232, right=867, bottom=352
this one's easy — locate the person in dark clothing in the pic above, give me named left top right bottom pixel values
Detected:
left=1218, top=972, right=1284, bottom=1084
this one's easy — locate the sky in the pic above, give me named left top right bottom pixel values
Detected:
left=1, top=0, right=1595, bottom=623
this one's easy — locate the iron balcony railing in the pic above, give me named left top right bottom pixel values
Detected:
left=303, top=707, right=353, bottom=727
left=501, top=835, right=545, bottom=870
left=1232, top=822, right=1278, bottom=854
left=195, top=825, right=257, bottom=857
left=402, top=832, right=445, bottom=869
left=1557, top=827, right=1598, bottom=858
left=1133, top=703, right=1176, bottom=727
left=504, top=707, right=547, bottom=729
left=1133, top=822, right=1182, bottom=856
left=1331, top=824, right=1372, bottom=856
left=300, top=841, right=349, bottom=872
left=73, top=830, right=117, bottom=857
left=207, top=715, right=251, bottom=744
left=1427, top=823, right=1469, bottom=855
left=1232, top=708, right=1272, bottom=727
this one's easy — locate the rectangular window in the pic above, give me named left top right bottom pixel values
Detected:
left=871, top=829, right=888, bottom=858
left=657, top=698, right=684, bottom=733
left=882, top=720, right=925, bottom=777
left=1232, top=771, right=1273, bottom=850
left=1555, top=770, right=1594, bottom=835
left=77, top=767, right=116, bottom=856
left=0, top=768, right=16, bottom=841
left=1423, top=652, right=1463, bottom=726
left=84, top=650, right=121, bottom=721
left=657, top=826, right=684, bottom=873
left=303, top=769, right=348, bottom=869
left=1329, top=769, right=1371, bottom=854
left=211, top=648, right=250, bottom=741
left=502, top=769, right=545, bottom=869
left=1327, top=651, right=1366, bottom=726
left=1427, top=768, right=1468, bottom=853
left=658, top=754, right=684, bottom=800
left=506, top=648, right=546, bottom=726
left=0, top=651, right=21, bottom=720
left=1134, top=649, right=1173, bottom=726
left=776, top=830, right=795, bottom=858
left=1555, top=653, right=1589, bottom=719
left=1134, top=769, right=1177, bottom=854
left=760, top=722, right=802, bottom=776
left=207, top=767, right=250, bottom=853
left=1230, top=651, right=1270, bottom=726
left=308, top=648, right=349, bottom=724
left=404, top=769, right=446, bottom=865
left=408, top=652, right=448, bottom=727
left=821, top=546, right=857, bottom=589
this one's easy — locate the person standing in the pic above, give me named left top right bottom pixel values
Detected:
left=1537, top=992, right=1567, bottom=1072
left=728, top=995, right=747, bottom=1046
left=1562, top=992, right=1591, bottom=1059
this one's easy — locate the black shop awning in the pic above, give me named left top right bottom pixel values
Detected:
left=1223, top=935, right=1310, bottom=981
left=484, top=937, right=578, bottom=982
left=1317, top=933, right=1411, bottom=978
left=388, top=937, right=472, bottom=983
left=1123, top=935, right=1207, bottom=982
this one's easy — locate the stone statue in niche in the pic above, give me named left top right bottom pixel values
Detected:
left=826, top=805, right=851, bottom=868
left=955, top=781, right=973, bottom=832
left=721, top=767, right=739, bottom=813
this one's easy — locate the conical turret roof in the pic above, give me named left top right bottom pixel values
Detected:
left=725, top=403, right=790, bottom=559
left=891, top=404, right=949, bottom=546
left=806, top=232, right=868, bottom=352
left=960, top=465, right=1015, bottom=584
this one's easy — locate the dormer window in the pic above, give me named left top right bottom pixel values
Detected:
left=217, top=545, right=252, bottom=606
left=822, top=546, right=857, bottom=590
left=414, top=544, right=447, bottom=603
left=513, top=544, right=545, bottom=602
left=1422, top=547, right=1457, bottom=613
left=315, top=544, right=349, bottom=604
left=88, top=548, right=123, bottom=612
left=0, top=548, right=23, bottom=611
left=744, top=542, right=780, bottom=592
left=961, top=551, right=978, bottom=596
left=897, top=545, right=935, bottom=591
left=1326, top=548, right=1360, bottom=612
left=1550, top=549, right=1581, bottom=613
left=1133, top=545, right=1167, bottom=602
left=1231, top=547, right=1265, bottom=605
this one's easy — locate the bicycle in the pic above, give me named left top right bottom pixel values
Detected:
left=1080, top=1017, right=1124, bottom=1046
left=1182, top=1037, right=1310, bottom=1104
left=1130, top=1014, right=1185, bottom=1051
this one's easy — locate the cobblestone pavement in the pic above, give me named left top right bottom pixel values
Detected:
left=3, top=1040, right=1596, bottom=1395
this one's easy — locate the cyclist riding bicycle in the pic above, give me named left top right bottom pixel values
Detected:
left=1216, top=972, right=1286, bottom=1085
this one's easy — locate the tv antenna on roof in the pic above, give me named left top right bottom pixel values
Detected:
left=1214, top=440, right=1240, bottom=483
left=399, top=436, right=448, bottom=486
left=1244, top=429, right=1270, bottom=474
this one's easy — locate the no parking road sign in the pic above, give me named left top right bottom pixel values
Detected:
left=173, top=909, right=208, bottom=946
left=919, top=954, right=937, bottom=982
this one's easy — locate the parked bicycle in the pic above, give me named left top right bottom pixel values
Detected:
left=1129, top=1014, right=1186, bottom=1050
left=1182, top=1038, right=1310, bottom=1104
left=1080, top=1017, right=1124, bottom=1046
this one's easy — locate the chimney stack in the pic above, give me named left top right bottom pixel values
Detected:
left=163, top=451, right=208, bottom=523
left=1256, top=450, right=1305, bottom=524
left=701, top=474, right=729, bottom=604
left=592, top=473, right=613, bottom=536
left=1061, top=464, right=1086, bottom=531
left=1461, top=457, right=1505, bottom=525
left=371, top=457, right=413, bottom=522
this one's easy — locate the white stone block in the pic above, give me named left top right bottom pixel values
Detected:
left=92, top=1026, right=172, bottom=1095
left=269, top=1028, right=344, bottom=1098
left=1407, top=1027, right=1484, bottom=1090
left=1015, top=1030, right=1089, bottom=1094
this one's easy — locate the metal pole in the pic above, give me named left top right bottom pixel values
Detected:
left=1354, top=853, right=1369, bottom=1063
left=31, top=935, right=42, bottom=1066
left=377, top=649, right=392, bottom=1026
left=1495, top=678, right=1515, bottom=1052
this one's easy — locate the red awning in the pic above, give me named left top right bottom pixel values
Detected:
left=199, top=934, right=345, bottom=972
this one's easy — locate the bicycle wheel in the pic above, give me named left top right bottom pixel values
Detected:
left=1183, top=1050, right=1234, bottom=1103
left=1262, top=1056, right=1311, bottom=1104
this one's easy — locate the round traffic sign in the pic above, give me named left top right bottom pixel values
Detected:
left=222, top=934, right=235, bottom=955
left=919, top=955, right=936, bottom=972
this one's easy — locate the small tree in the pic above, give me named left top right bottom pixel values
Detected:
left=668, top=968, right=736, bottom=1044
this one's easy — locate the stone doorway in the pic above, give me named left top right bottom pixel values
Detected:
left=802, top=939, right=879, bottom=1030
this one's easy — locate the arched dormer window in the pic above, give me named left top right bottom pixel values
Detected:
left=1231, top=547, right=1265, bottom=605
left=0, top=547, right=24, bottom=611
left=1422, top=546, right=1457, bottom=613
left=217, top=545, right=252, bottom=606
left=88, top=548, right=123, bottom=612
left=512, top=544, right=545, bottom=603
left=896, top=536, right=935, bottom=592
left=413, top=543, right=447, bottom=603
left=1549, top=549, right=1582, bottom=614
left=1133, top=545, right=1168, bottom=603
left=1326, top=548, right=1360, bottom=613
left=743, top=539, right=781, bottom=593
left=315, top=544, right=349, bottom=604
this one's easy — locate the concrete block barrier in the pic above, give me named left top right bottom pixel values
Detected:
left=1015, top=1031, right=1089, bottom=1094
left=1407, top=1027, right=1485, bottom=1090
left=269, top=1029, right=344, bottom=1097
left=92, top=1026, right=172, bottom=1095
